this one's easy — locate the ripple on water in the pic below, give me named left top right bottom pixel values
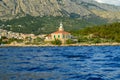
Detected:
left=0, top=46, right=120, bottom=80
left=112, top=56, right=120, bottom=61
left=87, top=77, right=104, bottom=80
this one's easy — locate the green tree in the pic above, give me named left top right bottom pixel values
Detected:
left=0, top=39, right=2, bottom=45
left=34, top=37, right=43, bottom=43
left=92, top=38, right=101, bottom=44
left=51, top=39, right=62, bottom=45
left=78, top=37, right=88, bottom=43
left=66, top=39, right=74, bottom=44
left=72, top=22, right=120, bottom=43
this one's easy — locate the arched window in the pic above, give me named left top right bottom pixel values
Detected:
left=54, top=35, right=56, bottom=38
left=58, top=35, right=60, bottom=38
left=63, top=35, right=65, bottom=39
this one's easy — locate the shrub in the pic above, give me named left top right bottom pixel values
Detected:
left=51, top=39, right=62, bottom=45
left=66, top=39, right=74, bottom=44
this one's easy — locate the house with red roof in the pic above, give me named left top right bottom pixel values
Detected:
left=45, top=22, right=71, bottom=43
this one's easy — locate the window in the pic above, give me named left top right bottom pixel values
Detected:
left=54, top=35, right=56, bottom=38
left=63, top=35, right=65, bottom=39
left=58, top=35, right=60, bottom=38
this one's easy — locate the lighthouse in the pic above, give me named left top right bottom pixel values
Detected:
left=59, top=22, right=64, bottom=31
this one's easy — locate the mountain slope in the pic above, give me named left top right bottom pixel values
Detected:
left=0, top=0, right=120, bottom=34
left=0, top=15, right=107, bottom=34
left=0, top=0, right=120, bottom=21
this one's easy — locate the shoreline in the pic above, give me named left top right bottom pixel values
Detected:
left=0, top=43, right=120, bottom=47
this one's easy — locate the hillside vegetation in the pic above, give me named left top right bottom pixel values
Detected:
left=72, top=22, right=120, bottom=43
left=0, top=15, right=107, bottom=35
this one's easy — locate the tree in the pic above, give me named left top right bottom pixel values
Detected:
left=72, top=22, right=120, bottom=43
left=34, top=37, right=43, bottom=43
left=0, top=39, right=2, bottom=45
left=92, top=38, right=101, bottom=44
left=66, top=39, right=74, bottom=44
left=51, top=39, right=62, bottom=45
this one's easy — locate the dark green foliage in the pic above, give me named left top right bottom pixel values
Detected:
left=72, top=22, right=120, bottom=43
left=33, top=37, right=43, bottom=43
left=51, top=39, right=62, bottom=45
left=0, top=36, right=9, bottom=44
left=32, top=37, right=44, bottom=45
left=8, top=38, right=23, bottom=43
left=84, top=14, right=108, bottom=25
left=0, top=38, right=2, bottom=44
left=0, top=36, right=23, bottom=44
left=1, top=36, right=7, bottom=39
left=66, top=39, right=75, bottom=44
left=78, top=37, right=88, bottom=43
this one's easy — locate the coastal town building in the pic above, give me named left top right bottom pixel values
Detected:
left=45, top=23, right=71, bottom=43
left=0, top=29, right=40, bottom=40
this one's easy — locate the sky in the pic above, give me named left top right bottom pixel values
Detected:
left=94, top=0, right=120, bottom=6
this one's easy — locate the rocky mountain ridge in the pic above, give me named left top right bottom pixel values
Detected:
left=0, top=0, right=120, bottom=21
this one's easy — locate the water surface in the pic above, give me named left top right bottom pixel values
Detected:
left=0, top=46, right=120, bottom=80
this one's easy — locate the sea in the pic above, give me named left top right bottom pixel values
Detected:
left=0, top=46, right=120, bottom=80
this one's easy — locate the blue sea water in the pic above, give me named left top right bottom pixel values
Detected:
left=0, top=46, right=120, bottom=80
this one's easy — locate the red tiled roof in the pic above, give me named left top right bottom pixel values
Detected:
left=51, top=30, right=70, bottom=34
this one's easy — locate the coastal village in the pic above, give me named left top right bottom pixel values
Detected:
left=0, top=23, right=73, bottom=46
left=1, top=22, right=120, bottom=46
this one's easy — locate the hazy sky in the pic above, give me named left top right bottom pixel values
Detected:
left=94, top=0, right=120, bottom=6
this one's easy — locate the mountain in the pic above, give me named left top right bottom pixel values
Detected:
left=0, top=0, right=120, bottom=21
left=0, top=0, right=120, bottom=34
